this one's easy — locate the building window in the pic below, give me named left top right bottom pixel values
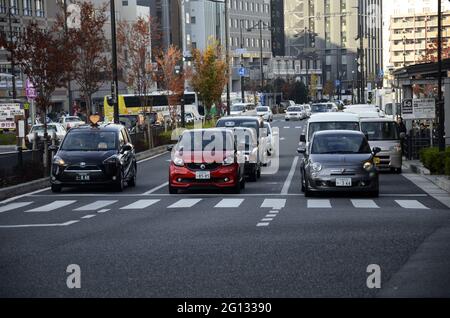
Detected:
left=0, top=0, right=7, bottom=14
left=9, top=0, right=18, bottom=14
left=122, top=0, right=128, bottom=6
left=35, top=0, right=44, bottom=17
left=23, top=0, right=32, bottom=16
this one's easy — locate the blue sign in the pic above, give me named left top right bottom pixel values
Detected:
left=239, top=67, right=246, bottom=77
left=379, top=69, right=384, bottom=78
left=335, top=80, right=341, bottom=87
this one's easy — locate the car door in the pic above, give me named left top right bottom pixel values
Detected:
left=120, top=129, right=134, bottom=179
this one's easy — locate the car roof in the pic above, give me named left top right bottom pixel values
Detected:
left=313, top=130, right=365, bottom=137
left=69, top=123, right=124, bottom=132
left=218, top=116, right=262, bottom=121
left=308, top=112, right=360, bottom=122
left=360, top=117, right=396, bottom=123
left=183, top=128, right=234, bottom=135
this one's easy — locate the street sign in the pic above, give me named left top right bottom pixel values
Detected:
left=239, top=67, right=246, bottom=77
left=25, top=79, right=36, bottom=100
left=23, top=102, right=30, bottom=110
left=235, top=48, right=247, bottom=55
left=335, top=80, right=341, bottom=87
left=412, top=98, right=436, bottom=119
left=401, top=99, right=414, bottom=119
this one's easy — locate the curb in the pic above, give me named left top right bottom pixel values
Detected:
left=0, top=144, right=171, bottom=201
left=403, top=161, right=431, bottom=175
left=404, top=161, right=450, bottom=194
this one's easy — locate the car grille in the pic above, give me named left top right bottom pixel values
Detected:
left=186, top=163, right=222, bottom=171
left=66, top=165, right=100, bottom=171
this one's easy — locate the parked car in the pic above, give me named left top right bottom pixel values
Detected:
left=310, top=103, right=331, bottom=114
left=303, top=104, right=312, bottom=117
left=285, top=105, right=306, bottom=121
left=216, top=116, right=268, bottom=177
left=263, top=121, right=277, bottom=156
left=27, top=123, right=66, bottom=146
left=360, top=117, right=404, bottom=173
left=299, top=130, right=380, bottom=197
left=168, top=129, right=246, bottom=194
left=59, top=116, right=85, bottom=130
left=50, top=121, right=137, bottom=192
left=256, top=106, right=273, bottom=122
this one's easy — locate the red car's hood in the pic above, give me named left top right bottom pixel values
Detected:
left=176, top=150, right=234, bottom=163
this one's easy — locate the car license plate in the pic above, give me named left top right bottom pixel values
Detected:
left=374, top=157, right=381, bottom=165
left=76, top=174, right=90, bottom=181
left=196, top=171, right=210, bottom=180
left=336, top=178, right=352, bottom=187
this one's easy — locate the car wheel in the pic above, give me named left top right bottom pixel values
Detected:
left=115, top=170, right=125, bottom=192
left=369, top=190, right=379, bottom=198
left=257, top=166, right=261, bottom=179
left=240, top=176, right=246, bottom=190
left=394, top=167, right=402, bottom=174
left=304, top=178, right=312, bottom=197
left=301, top=173, right=305, bottom=192
left=51, top=184, right=62, bottom=193
left=285, top=118, right=289, bottom=121
left=232, top=177, right=241, bottom=194
left=169, top=183, right=178, bottom=194
left=128, top=164, right=137, bottom=187
left=249, top=166, right=258, bottom=182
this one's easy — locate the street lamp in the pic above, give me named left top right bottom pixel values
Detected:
left=5, top=5, right=17, bottom=99
left=110, top=0, right=119, bottom=124
left=247, top=20, right=271, bottom=90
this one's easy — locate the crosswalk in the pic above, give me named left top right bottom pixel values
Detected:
left=0, top=197, right=442, bottom=214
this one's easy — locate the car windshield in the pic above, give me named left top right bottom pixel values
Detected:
left=311, top=104, right=329, bottom=112
left=178, top=131, right=234, bottom=151
left=216, top=119, right=259, bottom=137
left=31, top=125, right=57, bottom=133
left=61, top=131, right=117, bottom=151
left=256, top=107, right=269, bottom=112
left=65, top=117, right=81, bottom=122
left=361, top=122, right=399, bottom=141
left=287, top=107, right=303, bottom=112
left=231, top=105, right=245, bottom=112
left=311, top=134, right=371, bottom=154
left=308, top=122, right=360, bottom=140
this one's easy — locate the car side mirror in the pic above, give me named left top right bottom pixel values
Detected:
left=49, top=145, right=59, bottom=152
left=121, top=143, right=132, bottom=153
left=372, top=147, right=381, bottom=155
left=300, top=134, right=306, bottom=143
left=166, top=145, right=174, bottom=152
left=297, top=147, right=306, bottom=154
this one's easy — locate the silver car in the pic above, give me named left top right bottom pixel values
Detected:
left=299, top=130, right=380, bottom=197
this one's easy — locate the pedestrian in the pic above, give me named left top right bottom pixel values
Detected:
left=397, top=116, right=407, bottom=135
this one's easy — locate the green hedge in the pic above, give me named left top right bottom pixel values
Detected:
left=419, top=147, right=450, bottom=175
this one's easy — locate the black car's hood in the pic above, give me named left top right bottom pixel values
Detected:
left=309, top=153, right=372, bottom=166
left=57, top=150, right=117, bottom=165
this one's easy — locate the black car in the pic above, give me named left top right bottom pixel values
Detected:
left=299, top=130, right=380, bottom=197
left=50, top=123, right=137, bottom=192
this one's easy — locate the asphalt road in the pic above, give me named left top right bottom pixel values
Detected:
left=0, top=115, right=449, bottom=297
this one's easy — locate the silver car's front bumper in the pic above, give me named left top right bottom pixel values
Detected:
left=375, top=151, right=402, bottom=170
left=305, top=171, right=379, bottom=193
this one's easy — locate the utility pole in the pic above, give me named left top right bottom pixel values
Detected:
left=110, top=0, right=119, bottom=124
left=357, top=0, right=365, bottom=104
left=225, top=0, right=230, bottom=115
left=437, top=0, right=445, bottom=151
left=240, top=19, right=245, bottom=102
left=63, top=0, right=73, bottom=115
left=7, top=6, right=16, bottom=99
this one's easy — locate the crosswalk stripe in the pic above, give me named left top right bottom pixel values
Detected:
left=120, top=200, right=160, bottom=210
left=0, top=202, right=33, bottom=213
left=214, top=198, right=244, bottom=208
left=26, top=200, right=76, bottom=212
left=395, top=200, right=429, bottom=210
left=261, top=199, right=286, bottom=209
left=168, top=199, right=202, bottom=208
left=307, top=199, right=332, bottom=208
left=351, top=199, right=379, bottom=209
left=283, top=126, right=290, bottom=129
left=295, top=126, right=302, bottom=129
left=74, top=200, right=117, bottom=211
left=257, top=222, right=270, bottom=227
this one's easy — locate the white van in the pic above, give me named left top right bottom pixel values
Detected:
left=360, top=117, right=404, bottom=173
left=299, top=113, right=361, bottom=152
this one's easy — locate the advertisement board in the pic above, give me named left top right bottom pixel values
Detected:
left=0, top=103, right=24, bottom=130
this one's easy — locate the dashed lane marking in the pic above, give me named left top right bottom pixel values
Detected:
left=26, top=200, right=77, bottom=212
left=0, top=202, right=33, bottom=213
left=120, top=199, right=160, bottom=210
left=74, top=200, right=117, bottom=211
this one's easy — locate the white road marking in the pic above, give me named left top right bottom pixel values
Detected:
left=257, top=222, right=270, bottom=227
left=97, top=209, right=110, bottom=213
left=261, top=198, right=286, bottom=209
left=266, top=214, right=277, bottom=218
left=168, top=199, right=202, bottom=208
left=81, top=215, right=96, bottom=219
left=351, top=199, right=379, bottom=209
left=137, top=151, right=169, bottom=164
left=0, top=220, right=79, bottom=228
left=295, top=126, right=302, bottom=129
left=262, top=218, right=274, bottom=222
left=269, top=210, right=279, bottom=214
left=120, top=199, right=160, bottom=210
left=214, top=198, right=244, bottom=208
left=74, top=200, right=117, bottom=211
left=281, top=156, right=299, bottom=194
left=395, top=200, right=429, bottom=210
left=0, top=202, right=33, bottom=213
left=307, top=199, right=332, bottom=208
left=143, top=182, right=169, bottom=195
left=283, top=126, right=290, bottom=129
left=0, top=187, right=50, bottom=204
left=279, top=137, right=286, bottom=141
left=26, top=200, right=76, bottom=212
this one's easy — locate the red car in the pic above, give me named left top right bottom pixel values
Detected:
left=169, top=129, right=246, bottom=194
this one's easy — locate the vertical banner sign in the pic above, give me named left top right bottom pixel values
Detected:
left=401, top=99, right=413, bottom=119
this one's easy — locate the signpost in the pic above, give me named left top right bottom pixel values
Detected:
left=401, top=99, right=413, bottom=119
left=0, top=103, right=24, bottom=130
left=401, top=98, right=436, bottom=120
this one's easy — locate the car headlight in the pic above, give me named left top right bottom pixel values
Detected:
left=103, top=155, right=119, bottom=165
left=173, top=156, right=184, bottom=167
left=363, top=161, right=373, bottom=171
left=223, top=155, right=235, bottom=166
left=53, top=156, right=66, bottom=166
left=311, top=162, right=322, bottom=172
left=390, top=144, right=402, bottom=153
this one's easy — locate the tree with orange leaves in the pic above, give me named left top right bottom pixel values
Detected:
left=190, top=40, right=228, bottom=120
left=419, top=38, right=450, bottom=63
left=156, top=45, right=185, bottom=127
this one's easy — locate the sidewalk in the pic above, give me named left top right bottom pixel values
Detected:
left=403, top=160, right=450, bottom=194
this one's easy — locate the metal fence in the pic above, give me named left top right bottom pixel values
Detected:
left=404, top=133, right=439, bottom=160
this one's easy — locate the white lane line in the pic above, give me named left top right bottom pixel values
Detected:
left=143, top=182, right=169, bottom=195
left=120, top=199, right=160, bottom=210
left=168, top=199, right=202, bottom=208
left=281, top=156, right=299, bottom=195
left=351, top=199, right=379, bottom=209
left=261, top=199, right=286, bottom=209
left=257, top=222, right=270, bottom=227
left=395, top=200, right=429, bottom=210
left=279, top=137, right=286, bottom=141
left=214, top=198, right=244, bottom=208
left=97, top=209, right=110, bottom=213
left=307, top=199, right=332, bottom=208
left=283, top=126, right=290, bottom=129
left=269, top=210, right=279, bottom=214
left=0, top=202, right=33, bottom=213
left=81, top=214, right=96, bottom=219
left=0, top=220, right=79, bottom=228
left=266, top=214, right=277, bottom=218
left=295, top=126, right=302, bottom=129
left=137, top=151, right=169, bottom=164
left=262, top=218, right=274, bottom=222
left=0, top=187, right=50, bottom=204
left=26, top=200, right=76, bottom=212
left=74, top=200, right=117, bottom=211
